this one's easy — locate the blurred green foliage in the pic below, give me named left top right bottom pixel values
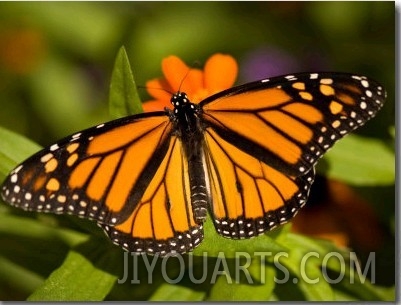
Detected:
left=0, top=2, right=395, bottom=301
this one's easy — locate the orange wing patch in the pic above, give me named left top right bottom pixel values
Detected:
left=203, top=88, right=290, bottom=110
left=87, top=116, right=168, bottom=155
left=203, top=110, right=304, bottom=165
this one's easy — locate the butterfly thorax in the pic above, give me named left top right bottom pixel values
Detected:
left=170, top=92, right=208, bottom=222
left=170, top=92, right=204, bottom=154
left=171, top=92, right=200, bottom=130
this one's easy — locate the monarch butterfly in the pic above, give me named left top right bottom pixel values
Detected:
left=1, top=71, right=386, bottom=256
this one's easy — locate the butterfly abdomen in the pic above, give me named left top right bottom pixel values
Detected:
left=188, top=158, right=209, bottom=222
left=171, top=92, right=210, bottom=223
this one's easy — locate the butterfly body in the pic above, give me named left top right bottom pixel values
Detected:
left=1, top=72, right=386, bottom=255
left=169, top=92, right=209, bottom=222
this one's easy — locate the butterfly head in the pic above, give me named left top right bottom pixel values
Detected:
left=171, top=92, right=189, bottom=107
left=171, top=92, right=198, bottom=114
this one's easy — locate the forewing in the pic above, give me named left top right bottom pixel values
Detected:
left=1, top=112, right=173, bottom=226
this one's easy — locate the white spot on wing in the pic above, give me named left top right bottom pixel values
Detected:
left=361, top=80, right=369, bottom=88
left=13, top=165, right=23, bottom=174
left=41, top=153, right=54, bottom=162
left=50, top=144, right=59, bottom=151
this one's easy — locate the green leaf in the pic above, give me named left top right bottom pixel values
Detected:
left=193, top=218, right=288, bottom=258
left=0, top=213, right=89, bottom=248
left=321, top=135, right=394, bottom=185
left=149, top=283, right=205, bottom=301
left=323, top=251, right=395, bottom=301
left=27, top=242, right=118, bottom=301
left=109, top=46, right=143, bottom=118
left=333, top=272, right=395, bottom=301
left=0, top=255, right=44, bottom=297
left=0, top=126, right=42, bottom=176
left=283, top=232, right=337, bottom=255
left=273, top=233, right=348, bottom=300
left=332, top=287, right=360, bottom=301
left=276, top=251, right=334, bottom=301
left=208, top=258, right=276, bottom=301
left=275, top=232, right=394, bottom=301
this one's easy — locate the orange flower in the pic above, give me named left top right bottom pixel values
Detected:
left=143, top=53, right=238, bottom=112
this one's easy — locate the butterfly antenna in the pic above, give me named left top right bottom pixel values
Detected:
left=139, top=59, right=201, bottom=95
left=178, top=65, right=195, bottom=93
left=137, top=85, right=174, bottom=95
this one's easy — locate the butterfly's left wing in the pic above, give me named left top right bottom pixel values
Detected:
left=200, top=72, right=386, bottom=238
left=200, top=72, right=386, bottom=177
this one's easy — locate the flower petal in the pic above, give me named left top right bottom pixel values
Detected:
left=144, top=53, right=239, bottom=110
left=146, top=78, right=172, bottom=102
left=204, top=54, right=238, bottom=93
left=161, top=56, right=205, bottom=99
left=142, top=99, right=171, bottom=112
left=162, top=55, right=190, bottom=92
left=182, top=68, right=203, bottom=100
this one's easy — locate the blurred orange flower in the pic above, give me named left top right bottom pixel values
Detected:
left=143, top=53, right=238, bottom=112
left=0, top=27, right=46, bottom=75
